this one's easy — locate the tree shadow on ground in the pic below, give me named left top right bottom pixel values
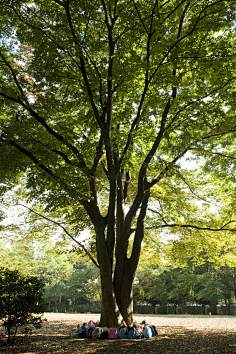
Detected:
left=1, top=330, right=236, bottom=354
left=91, top=331, right=236, bottom=354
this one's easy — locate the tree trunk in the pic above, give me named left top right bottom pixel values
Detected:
left=95, top=225, right=125, bottom=327
left=202, top=304, right=206, bottom=315
left=174, top=303, right=178, bottom=314
left=95, top=180, right=150, bottom=327
left=116, top=276, right=134, bottom=325
left=99, top=276, right=123, bottom=327
left=7, top=327, right=11, bottom=344
left=160, top=299, right=168, bottom=314
left=100, top=283, right=133, bottom=327
left=225, top=300, right=232, bottom=315
left=72, top=298, right=76, bottom=313
left=180, top=291, right=184, bottom=314
left=210, top=300, right=217, bottom=315
left=99, top=257, right=133, bottom=326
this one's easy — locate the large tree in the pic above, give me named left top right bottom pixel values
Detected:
left=1, top=0, right=236, bottom=326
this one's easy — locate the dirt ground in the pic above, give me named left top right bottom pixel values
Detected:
left=1, top=313, right=236, bottom=353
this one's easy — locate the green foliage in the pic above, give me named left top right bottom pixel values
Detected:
left=133, top=304, right=155, bottom=315
left=0, top=0, right=236, bottom=243
left=43, top=254, right=101, bottom=312
left=1, top=0, right=236, bottom=324
left=0, top=267, right=48, bottom=344
left=74, top=304, right=101, bottom=314
left=0, top=240, right=101, bottom=314
left=134, top=254, right=236, bottom=314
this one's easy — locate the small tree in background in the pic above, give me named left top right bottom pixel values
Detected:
left=0, top=267, right=48, bottom=344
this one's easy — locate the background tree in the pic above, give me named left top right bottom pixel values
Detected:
left=134, top=262, right=163, bottom=313
left=212, top=266, right=236, bottom=315
left=42, top=254, right=101, bottom=313
left=1, top=0, right=236, bottom=326
left=0, top=239, right=101, bottom=313
left=134, top=254, right=236, bottom=315
left=0, top=267, right=47, bottom=344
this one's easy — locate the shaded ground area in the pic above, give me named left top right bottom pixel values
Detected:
left=1, top=313, right=236, bottom=353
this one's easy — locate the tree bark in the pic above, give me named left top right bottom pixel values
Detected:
left=99, top=190, right=150, bottom=326
left=115, top=258, right=134, bottom=325
left=95, top=222, right=123, bottom=327
left=100, top=280, right=123, bottom=327
left=99, top=264, right=134, bottom=326
left=98, top=239, right=133, bottom=326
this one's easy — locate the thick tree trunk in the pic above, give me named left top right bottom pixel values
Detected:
left=98, top=233, right=134, bottom=327
left=95, top=225, right=125, bottom=327
left=95, top=173, right=150, bottom=327
left=119, top=286, right=133, bottom=325
left=225, top=300, right=232, bottom=315
left=116, top=267, right=134, bottom=325
left=99, top=273, right=123, bottom=327
left=99, top=253, right=133, bottom=326
left=100, top=276, right=133, bottom=327
left=160, top=299, right=168, bottom=314
left=72, top=298, right=76, bottom=313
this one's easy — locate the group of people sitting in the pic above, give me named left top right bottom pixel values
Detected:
left=77, top=320, right=158, bottom=339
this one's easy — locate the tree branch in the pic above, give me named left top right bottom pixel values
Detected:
left=65, top=1, right=105, bottom=131
left=177, top=171, right=210, bottom=203
left=149, top=146, right=190, bottom=188
left=148, top=3, right=205, bottom=84
left=11, top=2, right=81, bottom=69
left=129, top=220, right=236, bottom=234
left=119, top=1, right=188, bottom=170
left=207, top=152, right=236, bottom=160
left=0, top=50, right=29, bottom=104
left=6, top=139, right=90, bottom=202
left=166, top=77, right=236, bottom=131
left=123, top=171, right=131, bottom=203
left=0, top=91, right=89, bottom=174
left=160, top=0, right=188, bottom=26
left=148, top=208, right=168, bottom=225
left=91, top=134, right=104, bottom=174
left=13, top=203, right=99, bottom=268
left=156, top=221, right=236, bottom=232
left=132, top=0, right=148, bottom=35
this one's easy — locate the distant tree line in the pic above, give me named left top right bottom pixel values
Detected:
left=0, top=242, right=235, bottom=315
left=0, top=241, right=101, bottom=313
left=134, top=256, right=236, bottom=315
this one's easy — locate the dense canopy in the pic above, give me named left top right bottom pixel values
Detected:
left=0, top=0, right=236, bottom=326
